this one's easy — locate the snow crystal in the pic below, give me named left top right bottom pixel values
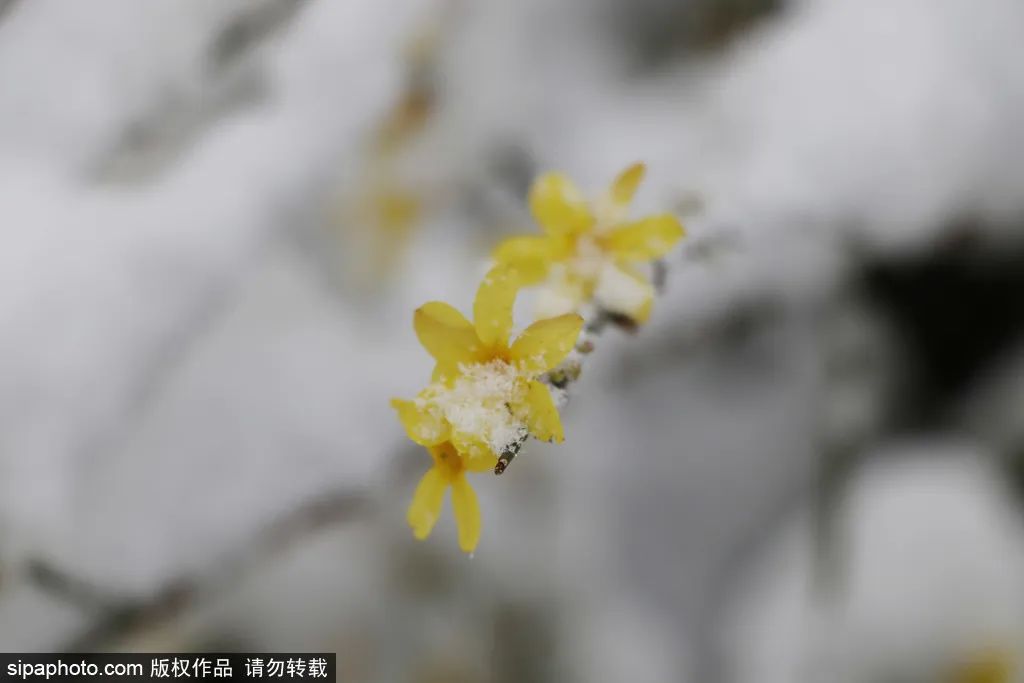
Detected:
left=550, top=384, right=569, bottom=409
left=570, top=235, right=607, bottom=280
left=418, top=359, right=528, bottom=454
left=593, top=194, right=629, bottom=233
left=594, top=261, right=650, bottom=315
left=536, top=282, right=580, bottom=320
left=535, top=248, right=603, bottom=320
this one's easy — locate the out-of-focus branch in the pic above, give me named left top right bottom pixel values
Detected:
left=207, top=0, right=311, bottom=73
left=0, top=0, right=20, bottom=23
left=30, top=484, right=370, bottom=652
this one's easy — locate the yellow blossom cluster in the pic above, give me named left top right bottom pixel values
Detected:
left=495, top=162, right=685, bottom=323
left=393, top=163, right=685, bottom=553
left=392, top=266, right=583, bottom=552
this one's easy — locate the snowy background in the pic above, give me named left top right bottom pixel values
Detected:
left=1, top=0, right=1023, bottom=681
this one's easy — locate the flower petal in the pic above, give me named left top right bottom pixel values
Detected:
left=391, top=398, right=449, bottom=446
left=414, top=302, right=483, bottom=365
left=465, top=452, right=500, bottom=473
left=419, top=300, right=473, bottom=328
left=594, top=263, right=655, bottom=323
left=534, top=272, right=589, bottom=320
left=601, top=214, right=685, bottom=261
left=493, top=236, right=554, bottom=284
left=407, top=466, right=447, bottom=540
left=452, top=431, right=496, bottom=462
left=473, top=265, right=520, bottom=349
left=431, top=362, right=459, bottom=384
left=521, top=379, right=564, bottom=443
left=509, top=313, right=584, bottom=374
left=374, top=188, right=422, bottom=234
left=451, top=474, right=482, bottom=553
left=529, top=172, right=593, bottom=236
left=609, top=162, right=646, bottom=207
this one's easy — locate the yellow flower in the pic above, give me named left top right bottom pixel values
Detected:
left=407, top=441, right=495, bottom=553
left=949, top=647, right=1015, bottom=683
left=494, top=162, right=685, bottom=323
left=391, top=265, right=583, bottom=463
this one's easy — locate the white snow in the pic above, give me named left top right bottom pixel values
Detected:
left=3, top=0, right=1024, bottom=677
left=593, top=261, right=652, bottom=317
left=721, top=446, right=1024, bottom=683
left=418, top=359, right=528, bottom=455
left=0, top=0, right=429, bottom=569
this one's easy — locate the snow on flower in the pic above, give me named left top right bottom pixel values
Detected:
left=493, top=162, right=685, bottom=322
left=391, top=264, right=582, bottom=552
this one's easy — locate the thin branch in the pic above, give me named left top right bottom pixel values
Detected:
left=0, top=0, right=20, bottom=24
left=495, top=259, right=674, bottom=475
left=31, top=484, right=369, bottom=652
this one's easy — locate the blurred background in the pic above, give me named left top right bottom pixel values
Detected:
left=1, top=0, right=1023, bottom=680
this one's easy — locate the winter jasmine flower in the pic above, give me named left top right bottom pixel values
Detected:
left=493, top=162, right=685, bottom=322
left=392, top=265, right=583, bottom=462
left=406, top=440, right=494, bottom=553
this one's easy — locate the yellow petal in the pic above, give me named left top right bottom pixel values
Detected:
left=473, top=265, right=520, bottom=348
left=601, top=214, right=685, bottom=261
left=521, top=379, right=564, bottom=443
left=534, top=271, right=589, bottom=319
left=528, top=172, right=593, bottom=237
left=407, top=466, right=447, bottom=540
left=452, top=431, right=496, bottom=462
left=418, top=300, right=473, bottom=328
left=633, top=296, right=653, bottom=324
left=431, top=362, right=459, bottom=384
left=465, top=452, right=500, bottom=473
left=493, top=236, right=554, bottom=284
left=950, top=648, right=1015, bottom=683
left=414, top=302, right=483, bottom=365
left=391, top=398, right=449, bottom=446
left=375, top=188, right=422, bottom=234
left=594, top=263, right=654, bottom=323
left=609, top=162, right=646, bottom=207
left=509, top=313, right=584, bottom=374
left=451, top=474, right=482, bottom=553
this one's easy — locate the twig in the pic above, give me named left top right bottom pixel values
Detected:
left=26, top=560, right=119, bottom=614
left=207, top=0, right=311, bottom=73
left=0, top=0, right=20, bottom=23
left=493, top=304, right=653, bottom=475
left=495, top=237, right=747, bottom=475
left=31, top=484, right=369, bottom=651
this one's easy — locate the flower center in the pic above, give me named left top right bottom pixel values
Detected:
left=569, top=234, right=608, bottom=280
left=422, top=359, right=528, bottom=454
left=593, top=193, right=628, bottom=233
left=433, top=441, right=466, bottom=479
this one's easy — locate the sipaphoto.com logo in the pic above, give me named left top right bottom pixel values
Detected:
left=6, top=659, right=141, bottom=680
